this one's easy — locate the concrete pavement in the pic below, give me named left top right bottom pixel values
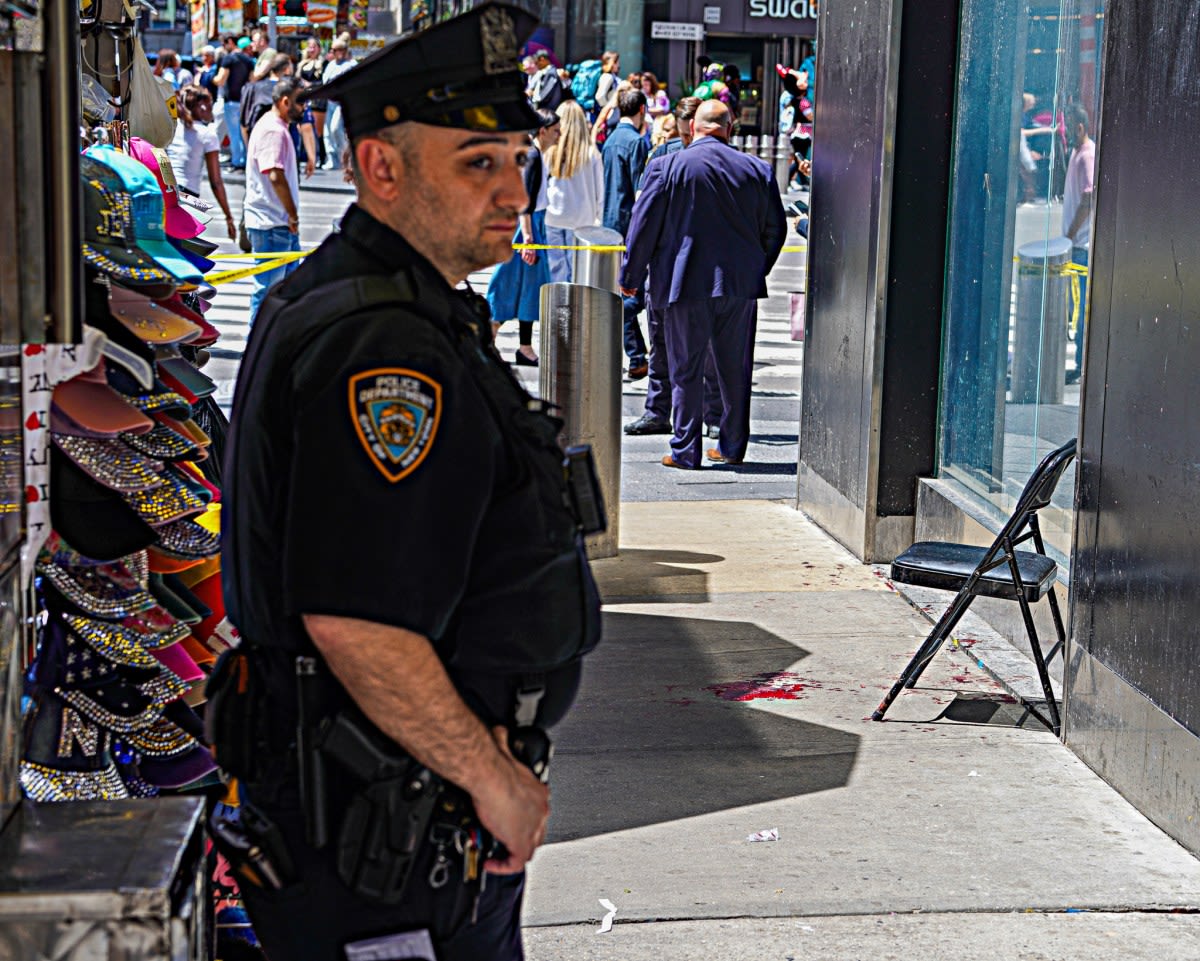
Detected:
left=522, top=500, right=1200, bottom=959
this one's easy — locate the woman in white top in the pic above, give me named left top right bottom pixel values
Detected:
left=544, top=100, right=605, bottom=284
left=594, top=50, right=620, bottom=113
left=166, top=85, right=236, bottom=240
left=642, top=71, right=670, bottom=119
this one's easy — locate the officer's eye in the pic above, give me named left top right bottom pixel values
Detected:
left=515, top=152, right=530, bottom=169
left=467, top=156, right=495, bottom=170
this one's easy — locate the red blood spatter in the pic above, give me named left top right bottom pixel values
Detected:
left=24, top=486, right=39, bottom=503
left=950, top=673, right=974, bottom=684
left=23, top=344, right=43, bottom=356
left=706, top=671, right=820, bottom=702
left=24, top=412, right=40, bottom=431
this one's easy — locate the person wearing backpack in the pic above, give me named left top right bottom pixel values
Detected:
left=240, top=54, right=292, bottom=148
left=570, top=58, right=603, bottom=120
left=594, top=51, right=620, bottom=113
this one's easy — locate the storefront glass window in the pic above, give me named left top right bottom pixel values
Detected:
left=938, top=0, right=1103, bottom=558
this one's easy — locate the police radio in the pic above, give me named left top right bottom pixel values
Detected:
left=563, top=445, right=607, bottom=536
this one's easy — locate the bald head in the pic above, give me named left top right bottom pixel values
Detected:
left=693, top=100, right=733, bottom=140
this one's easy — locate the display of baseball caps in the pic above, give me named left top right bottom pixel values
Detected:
left=24, top=137, right=229, bottom=802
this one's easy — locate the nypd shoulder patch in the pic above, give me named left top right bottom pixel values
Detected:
left=348, top=368, right=442, bottom=482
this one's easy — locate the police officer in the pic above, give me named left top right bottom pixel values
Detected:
left=214, top=5, right=602, bottom=959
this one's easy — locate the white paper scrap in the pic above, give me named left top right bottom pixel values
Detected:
left=967, top=770, right=980, bottom=777
left=746, top=828, right=780, bottom=842
left=597, top=899, right=617, bottom=934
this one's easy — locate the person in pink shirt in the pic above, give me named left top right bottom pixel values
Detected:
left=1062, top=104, right=1095, bottom=384
left=243, top=77, right=304, bottom=321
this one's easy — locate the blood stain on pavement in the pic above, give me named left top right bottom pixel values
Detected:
left=705, top=671, right=821, bottom=702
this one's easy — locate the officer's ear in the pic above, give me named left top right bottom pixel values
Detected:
left=353, top=133, right=408, bottom=203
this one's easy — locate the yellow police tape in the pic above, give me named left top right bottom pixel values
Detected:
left=1012, top=256, right=1088, bottom=335
left=512, top=243, right=809, bottom=253
left=207, top=242, right=809, bottom=286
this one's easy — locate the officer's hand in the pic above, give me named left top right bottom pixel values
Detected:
left=475, top=726, right=550, bottom=875
left=520, top=248, right=538, bottom=266
left=619, top=285, right=638, bottom=298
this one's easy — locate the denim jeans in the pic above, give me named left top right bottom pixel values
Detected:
left=248, top=226, right=300, bottom=323
left=1071, top=246, right=1089, bottom=375
left=622, top=286, right=647, bottom=367
left=544, top=225, right=574, bottom=283
left=224, top=98, right=245, bottom=168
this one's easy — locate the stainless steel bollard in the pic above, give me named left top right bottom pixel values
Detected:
left=745, top=134, right=759, bottom=156
left=760, top=134, right=774, bottom=161
left=570, top=225, right=623, bottom=293
left=731, top=134, right=745, bottom=152
left=1012, top=237, right=1070, bottom=404
left=539, top=283, right=622, bottom=558
left=775, top=136, right=792, bottom=187
left=540, top=226, right=624, bottom=558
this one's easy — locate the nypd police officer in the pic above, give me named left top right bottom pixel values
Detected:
left=213, top=6, right=601, bottom=959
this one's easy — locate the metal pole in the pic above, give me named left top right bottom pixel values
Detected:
left=541, top=225, right=625, bottom=558
left=268, top=1, right=278, bottom=48
left=569, top=224, right=623, bottom=293
left=775, top=135, right=792, bottom=188
left=45, top=0, right=82, bottom=345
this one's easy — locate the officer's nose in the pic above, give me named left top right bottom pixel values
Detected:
left=496, top=158, right=528, bottom=213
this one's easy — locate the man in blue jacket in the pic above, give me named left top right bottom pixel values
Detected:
left=603, top=88, right=650, bottom=378
left=621, top=99, right=787, bottom=468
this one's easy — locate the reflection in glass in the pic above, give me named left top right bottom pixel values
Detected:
left=939, top=0, right=1104, bottom=559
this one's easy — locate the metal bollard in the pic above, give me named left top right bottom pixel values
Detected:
left=745, top=135, right=759, bottom=156
left=539, top=225, right=624, bottom=558
left=760, top=134, right=774, bottom=161
left=775, top=136, right=792, bottom=188
left=731, top=134, right=745, bottom=152
left=570, top=224, right=623, bottom=293
left=1012, top=237, right=1071, bottom=404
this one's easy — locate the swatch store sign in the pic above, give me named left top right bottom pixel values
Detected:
left=747, top=0, right=817, bottom=18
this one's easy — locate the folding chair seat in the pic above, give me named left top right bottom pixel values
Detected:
left=873, top=438, right=1077, bottom=735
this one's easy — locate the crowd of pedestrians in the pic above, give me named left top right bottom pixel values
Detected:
left=478, top=46, right=801, bottom=469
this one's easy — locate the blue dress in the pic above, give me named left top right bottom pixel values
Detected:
left=487, top=145, right=551, bottom=323
left=486, top=209, right=550, bottom=323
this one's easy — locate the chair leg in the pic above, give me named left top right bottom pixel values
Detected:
left=905, top=593, right=975, bottom=688
left=1043, top=586, right=1068, bottom=664
left=1013, top=575, right=1062, bottom=736
left=873, top=592, right=974, bottom=722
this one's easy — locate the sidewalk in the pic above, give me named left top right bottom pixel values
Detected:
left=522, top=500, right=1200, bottom=959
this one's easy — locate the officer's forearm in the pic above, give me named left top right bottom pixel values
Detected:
left=302, top=613, right=506, bottom=794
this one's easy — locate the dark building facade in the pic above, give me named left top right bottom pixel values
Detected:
left=799, top=0, right=1200, bottom=853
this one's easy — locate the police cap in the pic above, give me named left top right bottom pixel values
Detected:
left=307, top=2, right=543, bottom=139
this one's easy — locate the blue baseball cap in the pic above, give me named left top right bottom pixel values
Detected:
left=80, top=155, right=179, bottom=294
left=84, top=146, right=203, bottom=286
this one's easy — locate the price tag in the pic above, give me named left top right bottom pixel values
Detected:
left=153, top=148, right=178, bottom=187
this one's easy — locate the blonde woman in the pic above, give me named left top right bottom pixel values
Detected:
left=544, top=100, right=605, bottom=283
left=650, top=112, right=677, bottom=150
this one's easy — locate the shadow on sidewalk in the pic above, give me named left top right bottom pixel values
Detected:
left=547, top=610, right=860, bottom=842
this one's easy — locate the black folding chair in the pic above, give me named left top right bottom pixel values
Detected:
left=873, top=438, right=1077, bottom=734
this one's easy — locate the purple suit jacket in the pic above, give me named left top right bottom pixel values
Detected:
left=620, top=136, right=788, bottom=306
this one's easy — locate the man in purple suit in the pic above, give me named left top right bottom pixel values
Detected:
left=620, top=100, right=787, bottom=468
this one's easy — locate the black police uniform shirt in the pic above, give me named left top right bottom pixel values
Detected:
left=222, top=204, right=601, bottom=730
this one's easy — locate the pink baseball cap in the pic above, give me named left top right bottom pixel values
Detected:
left=128, top=137, right=207, bottom=241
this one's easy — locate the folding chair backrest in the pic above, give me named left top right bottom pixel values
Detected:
left=998, top=438, right=1078, bottom=542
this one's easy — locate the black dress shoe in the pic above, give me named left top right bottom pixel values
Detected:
left=514, top=350, right=539, bottom=367
left=624, top=413, right=673, bottom=435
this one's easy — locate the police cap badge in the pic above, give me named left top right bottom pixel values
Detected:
left=303, top=2, right=543, bottom=139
